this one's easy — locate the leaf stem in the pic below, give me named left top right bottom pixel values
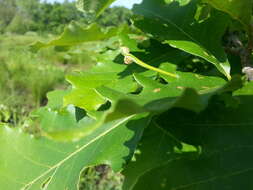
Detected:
left=121, top=47, right=178, bottom=78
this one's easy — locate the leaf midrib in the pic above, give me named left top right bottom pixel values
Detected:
left=22, top=115, right=136, bottom=189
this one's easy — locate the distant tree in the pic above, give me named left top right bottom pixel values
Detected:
left=0, top=0, right=16, bottom=32
left=5, top=13, right=34, bottom=34
left=98, top=7, right=132, bottom=27
left=31, top=2, right=86, bottom=33
left=0, top=0, right=40, bottom=34
left=16, top=0, right=40, bottom=12
left=0, top=0, right=133, bottom=34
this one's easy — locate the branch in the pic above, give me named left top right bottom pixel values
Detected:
left=241, top=24, right=253, bottom=81
left=225, top=27, right=253, bottom=81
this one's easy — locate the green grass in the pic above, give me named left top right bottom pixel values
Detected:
left=0, top=33, right=123, bottom=189
left=0, top=33, right=65, bottom=125
left=0, top=33, right=96, bottom=124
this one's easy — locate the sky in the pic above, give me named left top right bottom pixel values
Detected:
left=46, top=0, right=142, bottom=9
left=111, top=0, right=142, bottom=8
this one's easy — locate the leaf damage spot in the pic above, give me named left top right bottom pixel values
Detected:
left=176, top=86, right=185, bottom=90
left=153, top=88, right=161, bottom=93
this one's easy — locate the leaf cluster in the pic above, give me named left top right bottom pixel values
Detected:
left=1, top=0, right=253, bottom=190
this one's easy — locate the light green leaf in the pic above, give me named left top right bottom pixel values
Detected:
left=33, top=88, right=148, bottom=142
left=96, top=71, right=234, bottom=113
left=64, top=50, right=136, bottom=111
left=0, top=110, right=149, bottom=189
left=234, top=81, right=253, bottom=95
left=30, top=22, right=119, bottom=52
left=133, top=0, right=231, bottom=79
left=31, top=90, right=93, bottom=141
left=45, top=90, right=70, bottom=110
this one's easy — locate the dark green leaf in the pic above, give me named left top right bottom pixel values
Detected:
left=123, top=123, right=199, bottom=190
left=133, top=0, right=231, bottom=79
left=125, top=89, right=253, bottom=190
left=203, top=0, right=252, bottom=28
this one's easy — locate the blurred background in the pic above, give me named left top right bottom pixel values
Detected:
left=0, top=0, right=135, bottom=123
left=0, top=0, right=139, bottom=189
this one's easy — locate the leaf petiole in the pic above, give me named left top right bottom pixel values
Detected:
left=121, top=47, right=179, bottom=79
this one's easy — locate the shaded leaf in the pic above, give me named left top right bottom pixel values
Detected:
left=203, top=0, right=252, bottom=28
left=123, top=123, right=199, bottom=190
left=126, top=89, right=253, bottom=190
left=133, top=0, right=231, bottom=79
left=234, top=81, right=253, bottom=95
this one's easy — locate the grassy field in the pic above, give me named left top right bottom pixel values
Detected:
left=0, top=33, right=96, bottom=124
left=0, top=33, right=122, bottom=189
left=0, top=34, right=63, bottom=125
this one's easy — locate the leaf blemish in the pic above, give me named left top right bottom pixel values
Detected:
left=153, top=88, right=161, bottom=93
left=176, top=86, right=185, bottom=90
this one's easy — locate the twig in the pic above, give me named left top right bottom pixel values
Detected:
left=242, top=24, right=253, bottom=81
left=225, top=27, right=253, bottom=81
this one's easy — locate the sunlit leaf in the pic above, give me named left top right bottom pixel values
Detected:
left=30, top=22, right=119, bottom=52
left=0, top=110, right=149, bottom=189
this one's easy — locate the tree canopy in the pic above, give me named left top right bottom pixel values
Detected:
left=0, top=0, right=132, bottom=34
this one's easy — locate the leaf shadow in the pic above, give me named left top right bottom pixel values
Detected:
left=122, top=115, right=150, bottom=165
left=128, top=95, right=253, bottom=189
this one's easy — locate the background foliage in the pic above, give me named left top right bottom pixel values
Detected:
left=0, top=0, right=132, bottom=34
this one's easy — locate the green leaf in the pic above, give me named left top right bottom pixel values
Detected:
left=31, top=90, right=94, bottom=141
left=159, top=63, right=227, bottom=90
left=0, top=111, right=149, bottom=189
left=64, top=50, right=136, bottom=111
left=33, top=88, right=149, bottom=142
left=124, top=91, right=253, bottom=190
left=122, top=123, right=199, bottom=190
left=30, top=22, right=119, bottom=52
left=45, top=90, right=70, bottom=110
left=234, top=81, right=253, bottom=95
left=35, top=45, right=241, bottom=139
left=93, top=51, right=239, bottom=113
left=76, top=0, right=117, bottom=18
left=96, top=71, right=231, bottom=113
left=203, top=0, right=252, bottom=28
left=133, top=0, right=231, bottom=79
